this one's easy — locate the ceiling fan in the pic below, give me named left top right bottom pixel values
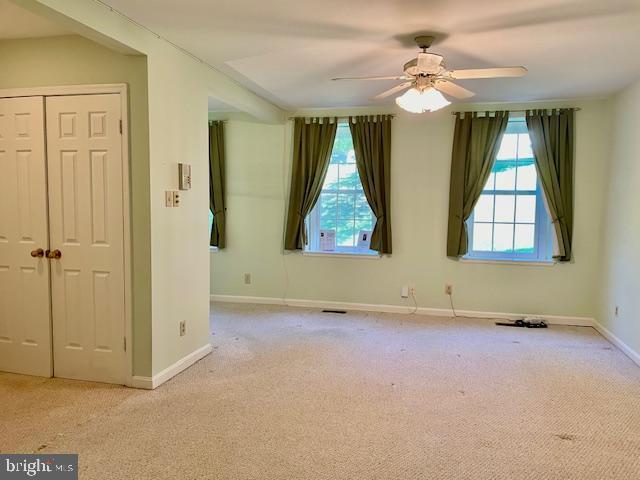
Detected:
left=332, top=35, right=527, bottom=113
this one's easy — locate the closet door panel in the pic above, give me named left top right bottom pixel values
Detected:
left=46, top=94, right=126, bottom=384
left=0, top=96, right=52, bottom=377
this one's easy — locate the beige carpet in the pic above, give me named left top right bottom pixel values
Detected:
left=2, top=303, right=640, bottom=479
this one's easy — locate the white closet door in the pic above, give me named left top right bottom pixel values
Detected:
left=46, top=94, right=127, bottom=384
left=0, top=96, right=52, bottom=377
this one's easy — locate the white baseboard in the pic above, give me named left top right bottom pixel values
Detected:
left=130, top=344, right=212, bottom=390
left=130, top=375, right=154, bottom=390
left=592, top=319, right=640, bottom=367
left=210, top=294, right=594, bottom=327
left=211, top=294, right=286, bottom=306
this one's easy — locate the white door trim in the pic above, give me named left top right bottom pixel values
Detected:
left=0, top=84, right=133, bottom=386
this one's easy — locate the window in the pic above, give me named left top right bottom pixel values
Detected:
left=466, top=118, right=552, bottom=262
left=208, top=211, right=216, bottom=249
left=306, top=122, right=377, bottom=255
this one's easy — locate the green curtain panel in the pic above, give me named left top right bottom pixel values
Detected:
left=349, top=115, right=393, bottom=254
left=284, top=117, right=337, bottom=250
left=209, top=121, right=226, bottom=248
left=526, top=109, right=575, bottom=261
left=446, top=111, right=509, bottom=257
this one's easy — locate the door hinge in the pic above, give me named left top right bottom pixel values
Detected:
left=119, top=119, right=123, bottom=134
left=123, top=336, right=127, bottom=352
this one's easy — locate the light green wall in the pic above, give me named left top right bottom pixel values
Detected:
left=21, top=0, right=285, bottom=378
left=211, top=99, right=610, bottom=319
left=598, top=79, right=640, bottom=354
left=0, top=34, right=152, bottom=376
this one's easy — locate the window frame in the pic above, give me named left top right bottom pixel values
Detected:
left=464, top=118, right=553, bottom=263
left=305, top=121, right=378, bottom=256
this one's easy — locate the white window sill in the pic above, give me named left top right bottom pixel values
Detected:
left=302, top=250, right=381, bottom=259
left=460, top=257, right=555, bottom=267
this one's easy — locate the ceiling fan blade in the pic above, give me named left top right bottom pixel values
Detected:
left=373, top=81, right=413, bottom=100
left=332, top=75, right=412, bottom=81
left=435, top=80, right=475, bottom=99
left=449, top=66, right=527, bottom=80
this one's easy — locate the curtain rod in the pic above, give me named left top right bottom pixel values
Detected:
left=450, top=107, right=581, bottom=115
left=287, top=114, right=395, bottom=120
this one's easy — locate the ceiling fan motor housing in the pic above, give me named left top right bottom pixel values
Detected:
left=404, top=53, right=444, bottom=76
left=414, top=35, right=436, bottom=49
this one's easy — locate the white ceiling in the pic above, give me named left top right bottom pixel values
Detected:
left=0, top=0, right=70, bottom=39
left=102, top=0, right=640, bottom=108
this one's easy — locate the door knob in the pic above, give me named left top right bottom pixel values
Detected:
left=45, top=249, right=62, bottom=259
left=30, top=248, right=45, bottom=258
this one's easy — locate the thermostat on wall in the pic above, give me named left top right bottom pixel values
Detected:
left=178, top=163, right=191, bottom=190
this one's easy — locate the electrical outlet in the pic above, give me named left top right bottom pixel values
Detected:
left=615, top=306, right=619, bottom=316
left=445, top=284, right=453, bottom=295
left=401, top=286, right=409, bottom=298
left=409, top=286, right=416, bottom=296
left=172, top=191, right=181, bottom=207
left=179, top=320, right=186, bottom=336
left=244, top=273, right=252, bottom=285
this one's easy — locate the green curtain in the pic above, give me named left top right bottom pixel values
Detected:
left=526, top=109, right=574, bottom=261
left=349, top=115, right=393, bottom=254
left=446, top=111, right=508, bottom=257
left=284, top=117, right=337, bottom=250
left=209, top=121, right=226, bottom=248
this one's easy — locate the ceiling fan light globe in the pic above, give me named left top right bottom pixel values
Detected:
left=395, top=88, right=423, bottom=113
left=395, top=87, right=451, bottom=114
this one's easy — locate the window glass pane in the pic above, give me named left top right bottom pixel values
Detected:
left=494, top=195, right=515, bottom=222
left=355, top=217, right=374, bottom=234
left=337, top=220, right=356, bottom=247
left=493, top=223, right=514, bottom=251
left=331, top=125, right=354, bottom=164
left=494, top=161, right=516, bottom=190
left=474, top=194, right=494, bottom=222
left=497, top=134, right=518, bottom=160
left=518, top=134, right=533, bottom=158
left=472, top=223, right=493, bottom=251
left=355, top=194, right=372, bottom=218
left=514, top=224, right=535, bottom=252
left=337, top=193, right=355, bottom=218
left=515, top=195, right=536, bottom=223
left=483, top=172, right=495, bottom=191
left=323, top=164, right=339, bottom=190
left=338, top=164, right=359, bottom=190
left=320, top=217, right=337, bottom=232
left=516, top=161, right=537, bottom=191
left=319, top=195, right=337, bottom=232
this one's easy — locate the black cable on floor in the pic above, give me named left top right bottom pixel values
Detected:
left=449, top=293, right=457, bottom=318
